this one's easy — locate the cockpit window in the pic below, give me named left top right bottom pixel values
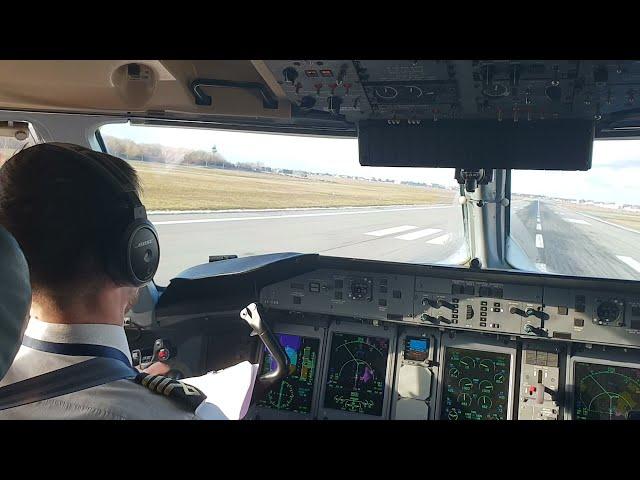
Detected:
left=0, top=122, right=37, bottom=167
left=510, top=140, right=640, bottom=281
left=100, top=123, right=467, bottom=285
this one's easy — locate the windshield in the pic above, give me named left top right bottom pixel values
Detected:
left=100, top=123, right=467, bottom=285
left=0, top=124, right=37, bottom=167
left=510, top=140, right=640, bottom=281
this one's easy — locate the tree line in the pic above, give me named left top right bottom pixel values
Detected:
left=102, top=135, right=267, bottom=172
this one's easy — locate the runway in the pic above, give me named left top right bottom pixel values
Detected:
left=149, top=201, right=640, bottom=285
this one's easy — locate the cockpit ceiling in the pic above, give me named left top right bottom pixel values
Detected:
left=1, top=60, right=640, bottom=137
left=0, top=60, right=292, bottom=119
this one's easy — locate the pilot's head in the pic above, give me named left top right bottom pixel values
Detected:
left=0, top=143, right=143, bottom=321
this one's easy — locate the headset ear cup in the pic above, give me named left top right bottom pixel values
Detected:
left=123, top=220, right=160, bottom=286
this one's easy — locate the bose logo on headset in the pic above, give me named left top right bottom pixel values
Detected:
left=27, top=143, right=161, bottom=287
left=135, top=239, right=154, bottom=249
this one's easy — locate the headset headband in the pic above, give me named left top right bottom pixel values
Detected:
left=45, top=143, right=144, bottom=213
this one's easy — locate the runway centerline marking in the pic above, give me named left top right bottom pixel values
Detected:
left=152, top=205, right=450, bottom=226
left=396, top=228, right=442, bottom=241
left=535, top=263, right=548, bottom=273
left=365, top=225, right=418, bottom=237
left=536, top=234, right=545, bottom=249
left=536, top=223, right=542, bottom=231
left=616, top=255, right=640, bottom=273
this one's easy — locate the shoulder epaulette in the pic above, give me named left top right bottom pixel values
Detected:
left=134, top=372, right=206, bottom=412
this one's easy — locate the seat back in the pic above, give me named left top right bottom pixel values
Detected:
left=0, top=225, right=31, bottom=380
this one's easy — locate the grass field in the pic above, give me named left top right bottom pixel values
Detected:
left=565, top=203, right=640, bottom=231
left=131, top=160, right=455, bottom=211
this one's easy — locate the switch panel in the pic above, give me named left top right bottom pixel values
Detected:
left=518, top=345, right=563, bottom=420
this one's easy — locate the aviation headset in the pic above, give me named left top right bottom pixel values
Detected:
left=41, top=143, right=160, bottom=286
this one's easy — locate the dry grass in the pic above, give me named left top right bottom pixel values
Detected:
left=565, top=203, right=640, bottom=230
left=131, top=161, right=454, bottom=211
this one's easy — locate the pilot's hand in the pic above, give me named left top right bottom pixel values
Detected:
left=138, top=361, right=171, bottom=376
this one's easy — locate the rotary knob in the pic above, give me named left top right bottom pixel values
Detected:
left=282, top=67, right=298, bottom=85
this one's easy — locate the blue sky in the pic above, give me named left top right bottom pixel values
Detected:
left=102, top=122, right=640, bottom=205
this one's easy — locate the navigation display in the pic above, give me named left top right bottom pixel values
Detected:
left=404, top=337, right=430, bottom=363
left=574, top=362, right=640, bottom=420
left=257, top=334, right=320, bottom=414
left=324, top=332, right=390, bottom=416
left=441, top=347, right=511, bottom=420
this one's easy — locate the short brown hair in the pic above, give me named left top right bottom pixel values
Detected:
left=0, top=143, right=141, bottom=305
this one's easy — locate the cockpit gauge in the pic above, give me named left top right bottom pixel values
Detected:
left=479, top=380, right=494, bottom=394
left=458, top=392, right=472, bottom=407
left=406, top=86, right=423, bottom=99
left=459, top=377, right=473, bottom=391
left=441, top=348, right=511, bottom=420
left=595, top=299, right=624, bottom=325
left=460, top=356, right=476, bottom=370
left=374, top=86, right=399, bottom=101
left=324, top=333, right=390, bottom=416
left=478, top=395, right=493, bottom=410
left=574, top=362, right=640, bottom=420
left=257, top=334, right=320, bottom=415
left=479, top=359, right=495, bottom=373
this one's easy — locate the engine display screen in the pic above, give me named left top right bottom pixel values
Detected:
left=324, top=332, right=390, bottom=416
left=257, top=334, right=319, bottom=414
left=574, top=362, right=640, bottom=420
left=441, top=347, right=511, bottom=420
left=404, top=337, right=430, bottom=363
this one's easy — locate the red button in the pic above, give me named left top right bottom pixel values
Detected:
left=158, top=348, right=169, bottom=361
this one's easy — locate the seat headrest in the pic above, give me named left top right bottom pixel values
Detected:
left=0, top=225, right=31, bottom=380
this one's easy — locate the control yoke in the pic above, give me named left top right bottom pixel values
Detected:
left=240, top=302, right=290, bottom=386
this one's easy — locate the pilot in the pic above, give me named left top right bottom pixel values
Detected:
left=0, top=143, right=205, bottom=419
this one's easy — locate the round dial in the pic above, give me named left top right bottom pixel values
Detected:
left=405, top=85, right=423, bottom=98
left=478, top=395, right=493, bottom=410
left=479, top=359, right=495, bottom=373
left=596, top=301, right=622, bottom=324
left=374, top=86, right=398, bottom=100
left=479, top=380, right=494, bottom=394
left=494, top=373, right=506, bottom=385
left=448, top=409, right=460, bottom=420
left=458, top=392, right=472, bottom=407
left=449, top=367, right=461, bottom=378
left=460, top=356, right=476, bottom=370
left=459, top=377, right=473, bottom=391
left=483, top=83, right=510, bottom=98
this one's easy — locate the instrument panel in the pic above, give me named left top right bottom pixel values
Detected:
left=262, top=60, right=640, bottom=130
left=250, top=263, right=640, bottom=420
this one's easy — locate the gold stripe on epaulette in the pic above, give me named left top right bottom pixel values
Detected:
left=141, top=374, right=154, bottom=387
left=148, top=376, right=164, bottom=390
left=157, top=377, right=172, bottom=393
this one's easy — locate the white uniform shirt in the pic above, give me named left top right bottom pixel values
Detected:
left=0, top=317, right=200, bottom=420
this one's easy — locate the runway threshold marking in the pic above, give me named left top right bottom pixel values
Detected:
left=365, top=225, right=418, bottom=237
left=152, top=205, right=450, bottom=226
left=396, top=228, right=442, bottom=241
left=426, top=234, right=451, bottom=245
left=565, top=218, right=591, bottom=225
left=616, top=255, right=640, bottom=273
